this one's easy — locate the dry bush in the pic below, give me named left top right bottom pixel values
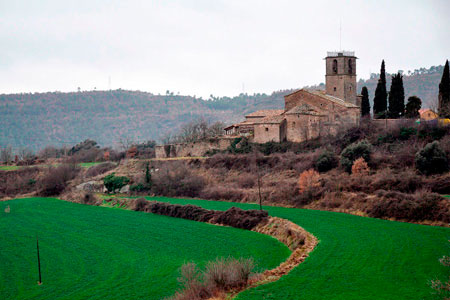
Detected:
left=152, top=164, right=205, bottom=197
left=368, top=190, right=449, bottom=222
left=236, top=173, right=256, bottom=188
left=426, top=173, right=450, bottom=194
left=39, top=164, right=81, bottom=196
left=85, top=162, right=117, bottom=177
left=370, top=169, right=424, bottom=193
left=0, top=167, right=40, bottom=197
left=265, top=180, right=300, bottom=204
left=200, top=186, right=245, bottom=202
left=212, top=207, right=268, bottom=230
left=351, top=158, right=370, bottom=176
left=298, top=169, right=320, bottom=194
left=170, top=257, right=255, bottom=300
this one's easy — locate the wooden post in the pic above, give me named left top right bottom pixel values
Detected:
left=254, top=150, right=263, bottom=211
left=36, top=234, right=42, bottom=285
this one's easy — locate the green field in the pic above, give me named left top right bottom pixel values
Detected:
left=0, top=165, right=21, bottom=171
left=78, top=162, right=105, bottom=168
left=0, top=162, right=104, bottom=171
left=143, top=197, right=450, bottom=300
left=0, top=198, right=290, bottom=300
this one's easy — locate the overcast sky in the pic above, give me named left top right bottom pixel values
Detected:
left=0, top=0, right=448, bottom=97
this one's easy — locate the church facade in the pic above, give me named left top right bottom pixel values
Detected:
left=224, top=51, right=362, bottom=143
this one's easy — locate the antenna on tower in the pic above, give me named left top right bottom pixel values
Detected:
left=339, top=20, right=342, bottom=51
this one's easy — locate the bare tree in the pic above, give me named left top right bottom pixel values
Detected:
left=118, top=138, right=135, bottom=152
left=18, top=148, right=35, bottom=162
left=0, top=145, right=13, bottom=164
left=171, top=118, right=226, bottom=144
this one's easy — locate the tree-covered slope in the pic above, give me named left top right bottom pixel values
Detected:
left=0, top=64, right=444, bottom=151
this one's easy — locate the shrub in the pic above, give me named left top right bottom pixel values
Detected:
left=103, top=173, right=130, bottom=193
left=315, top=150, right=338, bottom=172
left=39, top=164, right=81, bottom=196
left=399, top=127, right=417, bottom=140
left=152, top=165, right=205, bottom=198
left=170, top=257, right=256, bottom=300
left=340, top=140, right=372, bottom=173
left=130, top=183, right=146, bottom=192
left=298, top=169, right=320, bottom=194
left=200, top=186, right=244, bottom=202
left=415, top=141, right=449, bottom=175
left=85, top=162, right=116, bottom=177
left=368, top=190, right=448, bottom=221
left=0, top=167, right=40, bottom=197
left=237, top=173, right=256, bottom=188
left=351, top=157, right=370, bottom=176
left=204, top=257, right=254, bottom=290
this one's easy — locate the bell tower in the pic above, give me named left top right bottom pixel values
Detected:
left=325, top=51, right=357, bottom=105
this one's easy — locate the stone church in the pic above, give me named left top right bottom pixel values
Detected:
left=224, top=51, right=361, bottom=143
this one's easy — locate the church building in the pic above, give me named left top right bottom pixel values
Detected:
left=224, top=51, right=361, bottom=143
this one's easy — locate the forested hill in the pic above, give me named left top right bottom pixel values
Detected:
left=0, top=89, right=290, bottom=151
left=0, top=64, right=444, bottom=151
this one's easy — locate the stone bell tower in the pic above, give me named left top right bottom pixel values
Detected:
left=325, top=51, right=358, bottom=105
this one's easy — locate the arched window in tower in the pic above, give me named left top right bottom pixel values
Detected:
left=348, top=59, right=353, bottom=74
left=332, top=59, right=338, bottom=73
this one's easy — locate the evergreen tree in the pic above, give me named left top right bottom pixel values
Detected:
left=388, top=72, right=405, bottom=118
left=405, top=96, right=422, bottom=118
left=438, top=60, right=450, bottom=118
left=360, top=86, right=370, bottom=117
left=373, top=60, right=387, bottom=118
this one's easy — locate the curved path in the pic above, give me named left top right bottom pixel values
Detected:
left=148, top=196, right=450, bottom=300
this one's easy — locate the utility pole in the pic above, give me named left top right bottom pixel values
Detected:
left=36, top=234, right=42, bottom=285
left=254, top=150, right=262, bottom=211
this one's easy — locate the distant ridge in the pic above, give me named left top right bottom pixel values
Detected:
left=0, top=65, right=444, bottom=151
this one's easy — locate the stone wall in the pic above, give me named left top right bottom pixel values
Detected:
left=285, top=114, right=326, bottom=143
left=155, top=137, right=235, bottom=158
left=253, top=120, right=286, bottom=143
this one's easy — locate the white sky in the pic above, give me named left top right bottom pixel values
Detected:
left=0, top=0, right=448, bottom=98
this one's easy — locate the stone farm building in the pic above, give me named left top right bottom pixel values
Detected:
left=224, top=51, right=362, bottom=143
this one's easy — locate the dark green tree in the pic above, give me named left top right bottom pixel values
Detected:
left=360, top=86, right=370, bottom=117
left=438, top=60, right=450, bottom=118
left=373, top=60, right=387, bottom=118
left=388, top=73, right=405, bottom=118
left=405, top=96, right=422, bottom=118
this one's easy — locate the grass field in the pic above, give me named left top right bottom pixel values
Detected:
left=0, top=198, right=290, bottom=300
left=142, top=196, right=450, bottom=300
left=0, top=162, right=104, bottom=171
left=0, top=165, right=21, bottom=171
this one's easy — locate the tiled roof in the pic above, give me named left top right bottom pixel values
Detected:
left=285, top=89, right=359, bottom=108
left=285, top=103, right=325, bottom=116
left=245, top=109, right=284, bottom=118
left=253, top=115, right=286, bottom=124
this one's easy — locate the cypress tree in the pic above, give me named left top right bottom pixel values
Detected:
left=373, top=60, right=387, bottom=118
left=360, top=86, right=370, bottom=117
left=405, top=96, right=421, bottom=119
left=388, top=72, right=405, bottom=118
left=438, top=60, right=450, bottom=118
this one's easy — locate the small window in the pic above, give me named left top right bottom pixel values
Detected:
left=334, top=87, right=337, bottom=92
left=265, top=128, right=269, bottom=132
left=348, top=59, right=353, bottom=74
left=293, top=122, right=296, bottom=126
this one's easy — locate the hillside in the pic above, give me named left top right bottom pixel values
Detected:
left=0, top=64, right=444, bottom=151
